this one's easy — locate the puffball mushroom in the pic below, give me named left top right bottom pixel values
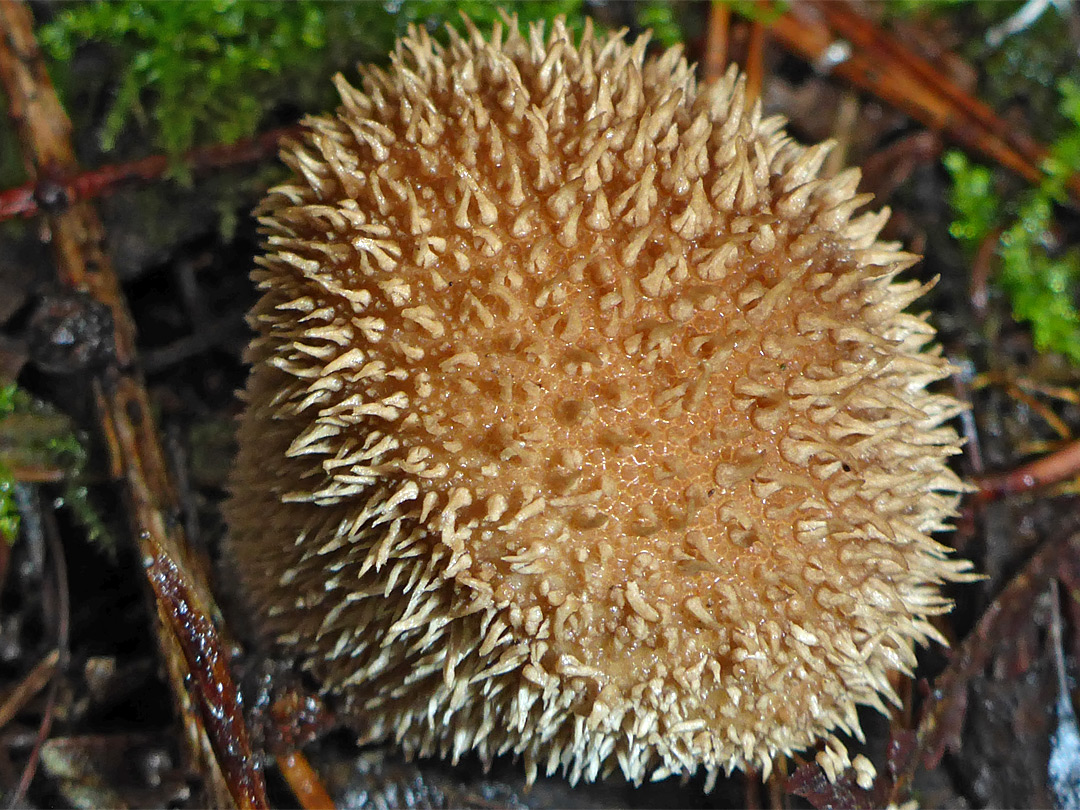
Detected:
left=225, top=16, right=972, bottom=786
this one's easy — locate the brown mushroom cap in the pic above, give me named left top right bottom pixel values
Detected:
left=225, top=16, right=972, bottom=785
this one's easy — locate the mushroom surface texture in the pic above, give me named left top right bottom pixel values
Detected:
left=225, top=16, right=973, bottom=786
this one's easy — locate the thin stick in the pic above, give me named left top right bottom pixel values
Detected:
left=1005, top=384, right=1072, bottom=441
left=745, top=18, right=766, bottom=102
left=1051, top=580, right=1069, bottom=700
left=767, top=756, right=789, bottom=809
left=814, top=1, right=1058, bottom=191
left=8, top=504, right=68, bottom=809
left=0, top=125, right=301, bottom=223
left=702, top=1, right=731, bottom=84
left=744, top=768, right=762, bottom=809
left=977, top=439, right=1080, bottom=501
left=969, top=226, right=1002, bottom=317
left=765, top=4, right=1056, bottom=195
left=824, top=91, right=861, bottom=177
left=0, top=650, right=59, bottom=731
left=277, top=751, right=336, bottom=810
left=147, top=550, right=268, bottom=809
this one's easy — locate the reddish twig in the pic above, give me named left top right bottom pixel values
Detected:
left=277, top=751, right=335, bottom=810
left=762, top=1, right=1075, bottom=201
left=0, top=184, right=33, bottom=222
left=976, top=439, right=1080, bottom=502
left=813, top=1, right=1057, bottom=190
left=147, top=551, right=268, bottom=810
left=0, top=125, right=302, bottom=223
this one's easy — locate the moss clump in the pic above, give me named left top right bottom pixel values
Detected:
left=37, top=1, right=585, bottom=163
left=946, top=79, right=1080, bottom=365
left=635, top=1, right=684, bottom=48
left=0, top=383, right=110, bottom=552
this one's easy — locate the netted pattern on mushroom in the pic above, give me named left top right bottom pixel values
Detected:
left=226, top=16, right=972, bottom=786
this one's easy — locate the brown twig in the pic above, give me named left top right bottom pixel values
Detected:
left=745, top=19, right=766, bottom=102
left=744, top=766, right=762, bottom=810
left=0, top=0, right=131, bottom=359
left=763, top=1, right=1075, bottom=201
left=1006, top=384, right=1072, bottom=441
left=973, top=370, right=1080, bottom=406
left=8, top=504, right=68, bottom=809
left=0, top=2, right=265, bottom=806
left=277, top=751, right=336, bottom=810
left=147, top=551, right=267, bottom=810
left=969, top=225, right=1003, bottom=317
left=702, top=1, right=731, bottom=84
left=1, top=465, right=65, bottom=484
left=768, top=757, right=789, bottom=810
left=0, top=649, right=58, bottom=731
left=976, top=439, right=1080, bottom=502
left=812, top=1, right=1061, bottom=192
left=824, top=91, right=861, bottom=177
left=0, top=124, right=301, bottom=223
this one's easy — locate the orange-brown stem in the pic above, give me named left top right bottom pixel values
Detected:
left=702, top=2, right=731, bottom=84
left=977, top=439, right=1080, bottom=501
left=277, top=751, right=336, bottom=810
left=745, top=19, right=766, bottom=101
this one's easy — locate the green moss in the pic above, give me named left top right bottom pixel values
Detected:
left=885, top=0, right=1010, bottom=20
left=0, top=475, right=17, bottom=543
left=946, top=79, right=1080, bottom=365
left=726, top=0, right=788, bottom=24
left=37, top=0, right=585, bottom=166
left=40, top=2, right=375, bottom=162
left=944, top=151, right=998, bottom=246
left=0, top=382, right=111, bottom=552
left=636, top=2, right=684, bottom=49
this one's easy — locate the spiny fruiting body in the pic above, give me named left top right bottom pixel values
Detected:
left=226, top=17, right=971, bottom=786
